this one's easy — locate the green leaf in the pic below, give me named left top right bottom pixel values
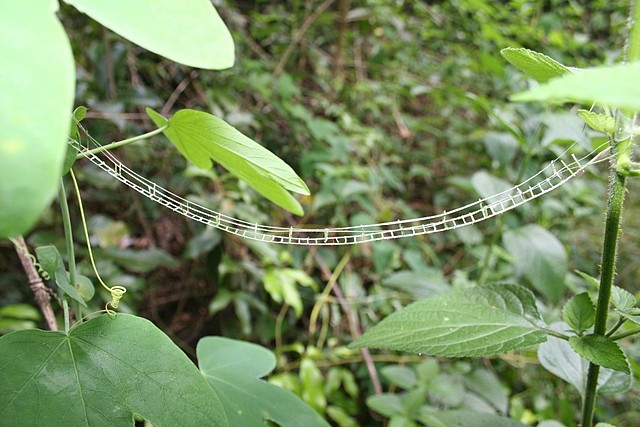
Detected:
left=0, top=304, right=41, bottom=321
left=503, top=225, right=567, bottom=304
left=0, top=314, right=227, bottom=426
left=263, top=268, right=317, bottom=317
left=197, top=336, right=329, bottom=427
left=0, top=0, right=75, bottom=238
left=511, top=62, right=640, bottom=110
left=64, top=0, right=234, bottom=70
left=501, top=47, right=572, bottom=83
left=148, top=108, right=309, bottom=215
left=569, top=334, right=630, bottom=374
left=577, top=109, right=615, bottom=135
left=352, top=284, right=546, bottom=357
left=381, top=365, right=417, bottom=390
left=611, top=286, right=636, bottom=311
left=562, top=293, right=596, bottom=334
left=35, top=245, right=87, bottom=306
left=418, top=409, right=527, bottom=427
left=101, top=247, right=178, bottom=273
left=381, top=270, right=449, bottom=298
left=366, top=394, right=404, bottom=417
left=538, top=323, right=631, bottom=396
left=471, top=171, right=512, bottom=199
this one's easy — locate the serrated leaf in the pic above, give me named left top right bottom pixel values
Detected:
left=562, top=293, right=596, bottom=333
left=352, top=285, right=546, bottom=357
left=538, top=322, right=631, bottom=396
left=503, top=225, right=567, bottom=304
left=569, top=334, right=630, bottom=374
left=0, top=314, right=227, bottom=426
left=64, top=0, right=234, bottom=69
left=577, top=110, right=615, bottom=134
left=197, top=336, right=328, bottom=427
left=0, top=0, right=75, bottom=238
left=501, top=47, right=572, bottom=83
left=611, top=286, right=636, bottom=311
left=148, top=108, right=308, bottom=215
left=512, top=62, right=640, bottom=110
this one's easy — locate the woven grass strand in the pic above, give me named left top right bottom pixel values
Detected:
left=68, top=126, right=610, bottom=246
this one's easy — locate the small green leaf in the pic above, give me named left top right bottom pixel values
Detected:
left=577, top=110, right=615, bottom=134
left=148, top=109, right=309, bottom=215
left=263, top=268, right=317, bottom=318
left=0, top=304, right=41, bottom=321
left=64, top=0, right=234, bottom=69
left=501, top=47, right=573, bottom=83
left=574, top=270, right=600, bottom=289
left=197, top=336, right=329, bottom=427
left=511, top=62, right=640, bottom=110
left=503, top=225, right=567, bottom=304
left=0, top=314, right=227, bottom=426
left=75, top=274, right=95, bottom=301
left=471, top=171, right=512, bottom=199
left=35, top=245, right=60, bottom=279
left=569, top=334, right=630, bottom=374
left=352, top=284, right=546, bottom=357
left=366, top=394, right=404, bottom=417
left=611, top=286, right=636, bottom=311
left=562, top=293, right=596, bottom=334
left=381, top=365, right=417, bottom=390
left=538, top=322, right=631, bottom=396
left=0, top=0, right=75, bottom=238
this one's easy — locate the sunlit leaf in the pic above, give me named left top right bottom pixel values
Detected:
left=148, top=108, right=309, bottom=215
left=197, top=337, right=328, bottom=427
left=512, top=62, right=640, bottom=110
left=577, top=109, right=615, bottom=135
left=64, top=0, right=234, bottom=69
left=501, top=47, right=573, bottom=83
left=0, top=314, right=227, bottom=426
left=0, top=0, right=75, bottom=238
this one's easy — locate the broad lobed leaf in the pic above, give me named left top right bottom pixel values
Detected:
left=0, top=314, right=227, bottom=426
left=352, top=284, right=546, bottom=357
left=197, top=337, right=328, bottom=427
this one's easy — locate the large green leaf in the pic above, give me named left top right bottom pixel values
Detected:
left=197, top=336, right=329, bottom=427
left=511, top=62, right=640, bottom=110
left=0, top=0, right=75, bottom=238
left=0, top=314, right=227, bottom=426
left=64, top=0, right=234, bottom=70
left=352, top=284, right=546, bottom=357
left=148, top=108, right=309, bottom=215
left=501, top=47, right=572, bottom=83
left=503, top=225, right=567, bottom=304
left=537, top=323, right=631, bottom=397
left=569, top=334, right=630, bottom=374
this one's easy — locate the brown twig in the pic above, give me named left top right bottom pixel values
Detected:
left=313, top=252, right=382, bottom=395
left=11, top=236, right=58, bottom=331
left=273, top=0, right=336, bottom=77
left=332, top=0, right=349, bottom=85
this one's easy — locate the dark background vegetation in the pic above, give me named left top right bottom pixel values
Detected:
left=1, top=1, right=639, bottom=425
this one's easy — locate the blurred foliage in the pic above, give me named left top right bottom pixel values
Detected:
left=2, top=0, right=639, bottom=425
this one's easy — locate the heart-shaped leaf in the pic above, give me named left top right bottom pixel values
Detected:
left=147, top=108, right=309, bottom=215
left=197, top=336, right=328, bottom=427
left=64, top=0, right=234, bottom=69
left=562, top=292, right=596, bottom=334
left=352, top=284, right=546, bottom=356
left=0, top=0, right=75, bottom=238
left=0, top=314, right=227, bottom=426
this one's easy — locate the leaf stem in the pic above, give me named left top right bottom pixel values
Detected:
left=59, top=179, right=81, bottom=323
left=75, top=125, right=168, bottom=159
left=605, top=316, right=626, bottom=337
left=610, top=327, right=640, bottom=341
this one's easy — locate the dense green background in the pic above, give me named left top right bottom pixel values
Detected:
left=1, top=1, right=638, bottom=426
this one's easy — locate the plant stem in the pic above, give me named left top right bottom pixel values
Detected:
left=75, top=125, right=167, bottom=159
left=59, top=179, right=81, bottom=323
left=610, top=327, right=640, bottom=340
